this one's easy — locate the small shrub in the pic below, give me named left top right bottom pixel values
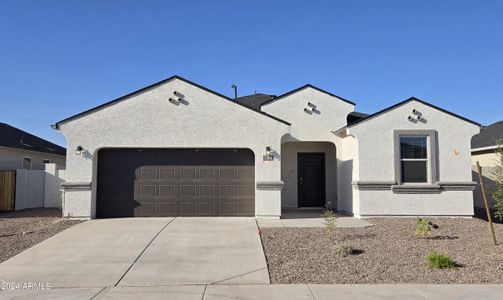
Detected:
left=322, top=201, right=336, bottom=236
left=426, top=251, right=455, bottom=269
left=338, top=242, right=354, bottom=257
left=415, top=218, right=432, bottom=238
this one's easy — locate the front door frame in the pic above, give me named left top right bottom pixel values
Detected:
left=297, top=152, right=326, bottom=208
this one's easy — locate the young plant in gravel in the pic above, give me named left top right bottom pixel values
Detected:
left=426, top=251, right=456, bottom=269
left=415, top=218, right=433, bottom=238
left=337, top=241, right=354, bottom=257
left=491, top=139, right=503, bottom=221
left=322, top=201, right=336, bottom=238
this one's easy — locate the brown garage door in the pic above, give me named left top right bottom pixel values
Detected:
left=97, top=148, right=255, bottom=218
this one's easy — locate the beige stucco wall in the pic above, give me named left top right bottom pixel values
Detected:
left=280, top=142, right=337, bottom=208
left=472, top=150, right=499, bottom=209
left=472, top=151, right=499, bottom=168
left=0, top=147, right=65, bottom=170
left=348, top=100, right=480, bottom=216
left=58, top=78, right=289, bottom=218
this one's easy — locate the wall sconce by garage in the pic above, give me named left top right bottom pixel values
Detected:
left=263, top=146, right=274, bottom=161
left=75, top=146, right=84, bottom=156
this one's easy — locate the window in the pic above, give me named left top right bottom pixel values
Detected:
left=43, top=159, right=50, bottom=164
left=394, top=130, right=438, bottom=187
left=400, top=136, right=428, bottom=183
left=22, top=157, right=32, bottom=170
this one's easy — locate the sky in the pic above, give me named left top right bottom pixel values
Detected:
left=1, top=0, right=502, bottom=147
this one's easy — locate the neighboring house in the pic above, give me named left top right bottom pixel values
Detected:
left=0, top=123, right=66, bottom=170
left=53, top=75, right=480, bottom=218
left=471, top=120, right=503, bottom=211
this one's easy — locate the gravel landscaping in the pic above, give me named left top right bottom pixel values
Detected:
left=0, top=208, right=83, bottom=263
left=260, top=218, right=503, bottom=284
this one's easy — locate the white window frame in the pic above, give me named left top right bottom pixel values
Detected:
left=22, top=156, right=32, bottom=170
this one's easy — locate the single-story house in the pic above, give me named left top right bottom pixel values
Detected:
left=471, top=120, right=503, bottom=211
left=53, top=75, right=481, bottom=218
left=0, top=122, right=66, bottom=170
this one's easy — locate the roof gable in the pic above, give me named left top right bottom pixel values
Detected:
left=53, top=75, right=290, bottom=128
left=347, top=97, right=481, bottom=128
left=260, top=84, right=355, bottom=108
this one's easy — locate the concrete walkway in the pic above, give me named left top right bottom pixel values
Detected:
left=257, top=209, right=373, bottom=228
left=0, top=218, right=268, bottom=288
left=3, top=284, right=503, bottom=299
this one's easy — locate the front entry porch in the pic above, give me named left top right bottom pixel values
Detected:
left=280, top=141, right=337, bottom=210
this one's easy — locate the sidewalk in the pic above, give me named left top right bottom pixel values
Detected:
left=3, top=284, right=503, bottom=299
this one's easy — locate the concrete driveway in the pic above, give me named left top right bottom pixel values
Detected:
left=0, top=217, right=269, bottom=289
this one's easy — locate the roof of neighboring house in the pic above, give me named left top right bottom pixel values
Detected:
left=472, top=120, right=503, bottom=150
left=347, top=97, right=481, bottom=128
left=0, top=123, right=66, bottom=156
left=53, top=75, right=291, bottom=128
left=235, top=93, right=275, bottom=111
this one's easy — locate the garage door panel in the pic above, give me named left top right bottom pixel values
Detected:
left=159, top=168, right=175, bottom=180
left=179, top=201, right=196, bottom=215
left=219, top=185, right=235, bottom=197
left=97, top=148, right=254, bottom=218
left=159, top=185, right=176, bottom=197
left=198, top=185, right=215, bottom=197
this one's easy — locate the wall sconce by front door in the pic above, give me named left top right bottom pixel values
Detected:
left=76, top=146, right=84, bottom=156
left=263, top=146, right=274, bottom=161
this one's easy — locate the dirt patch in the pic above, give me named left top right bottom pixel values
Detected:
left=0, top=208, right=83, bottom=263
left=260, top=218, right=503, bottom=284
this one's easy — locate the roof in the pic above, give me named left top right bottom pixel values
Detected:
left=53, top=75, right=290, bottom=128
left=347, top=112, right=369, bottom=126
left=0, top=123, right=66, bottom=156
left=260, top=84, right=355, bottom=107
left=472, top=120, right=503, bottom=149
left=347, top=97, right=481, bottom=128
left=235, top=93, right=275, bottom=111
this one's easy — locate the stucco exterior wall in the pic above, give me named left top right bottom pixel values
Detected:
left=348, top=100, right=480, bottom=216
left=337, top=135, right=359, bottom=215
left=261, top=87, right=354, bottom=141
left=58, top=78, right=289, bottom=218
left=280, top=142, right=337, bottom=208
left=0, top=147, right=65, bottom=170
left=262, top=87, right=354, bottom=211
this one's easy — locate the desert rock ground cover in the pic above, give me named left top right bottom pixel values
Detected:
left=0, top=208, right=83, bottom=263
left=261, top=218, right=503, bottom=284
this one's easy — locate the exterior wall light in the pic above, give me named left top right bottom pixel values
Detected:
left=76, top=146, right=83, bottom=156
left=263, top=146, right=274, bottom=161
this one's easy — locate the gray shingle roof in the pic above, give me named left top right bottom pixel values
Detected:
left=235, top=93, right=275, bottom=111
left=472, top=120, right=503, bottom=149
left=0, top=123, right=66, bottom=156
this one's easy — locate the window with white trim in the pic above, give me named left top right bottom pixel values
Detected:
left=399, top=136, right=428, bottom=183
